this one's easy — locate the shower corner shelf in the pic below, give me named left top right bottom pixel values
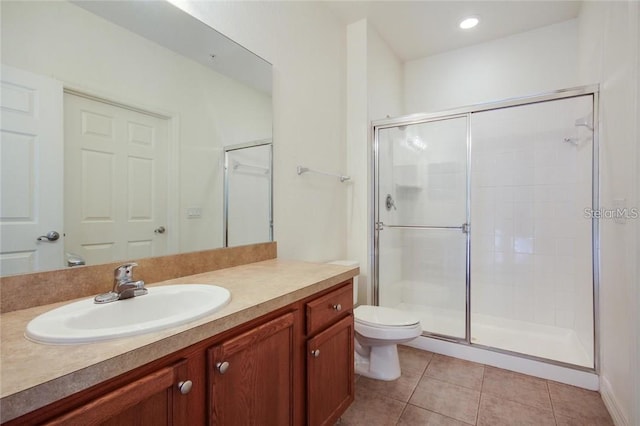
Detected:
left=395, top=183, right=422, bottom=191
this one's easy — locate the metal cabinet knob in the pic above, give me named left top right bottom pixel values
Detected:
left=177, top=380, right=193, bottom=395
left=332, top=304, right=342, bottom=311
left=154, top=226, right=166, bottom=234
left=311, top=349, right=320, bottom=358
left=216, top=361, right=230, bottom=374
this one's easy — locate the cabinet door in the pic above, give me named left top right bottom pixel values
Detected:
left=208, top=312, right=295, bottom=426
left=45, top=360, right=190, bottom=426
left=307, top=315, right=354, bottom=426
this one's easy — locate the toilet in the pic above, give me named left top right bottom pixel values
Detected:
left=328, top=261, right=422, bottom=381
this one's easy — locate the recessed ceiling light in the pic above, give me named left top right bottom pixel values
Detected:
left=459, top=17, right=479, bottom=30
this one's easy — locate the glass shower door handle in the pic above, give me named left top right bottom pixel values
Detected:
left=379, top=223, right=467, bottom=231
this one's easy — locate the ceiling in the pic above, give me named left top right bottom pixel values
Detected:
left=323, top=1, right=582, bottom=61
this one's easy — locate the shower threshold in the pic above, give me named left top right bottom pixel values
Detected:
left=394, top=303, right=593, bottom=369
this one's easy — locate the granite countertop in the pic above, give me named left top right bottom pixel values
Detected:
left=0, top=259, right=358, bottom=422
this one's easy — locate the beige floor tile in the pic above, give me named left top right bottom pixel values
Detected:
left=548, top=381, right=614, bottom=425
left=397, top=404, right=472, bottom=425
left=339, top=381, right=406, bottom=426
left=409, top=377, right=480, bottom=424
left=357, top=370, right=421, bottom=403
left=424, top=354, right=485, bottom=391
left=481, top=366, right=552, bottom=410
left=351, top=346, right=432, bottom=403
left=351, top=345, right=433, bottom=403
left=398, top=345, right=434, bottom=374
left=555, top=413, right=605, bottom=425
left=477, top=393, right=556, bottom=426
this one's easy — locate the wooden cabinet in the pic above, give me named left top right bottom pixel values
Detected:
left=207, top=312, right=295, bottom=426
left=306, top=284, right=355, bottom=426
left=7, top=280, right=355, bottom=426
left=307, top=315, right=354, bottom=426
left=45, top=360, right=192, bottom=426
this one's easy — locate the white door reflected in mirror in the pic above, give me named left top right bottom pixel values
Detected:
left=0, top=65, right=64, bottom=276
left=64, top=93, right=170, bottom=265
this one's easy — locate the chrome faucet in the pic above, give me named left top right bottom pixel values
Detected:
left=94, top=262, right=148, bottom=304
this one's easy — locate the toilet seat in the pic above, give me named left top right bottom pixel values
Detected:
left=355, top=305, right=420, bottom=328
left=354, top=305, right=422, bottom=341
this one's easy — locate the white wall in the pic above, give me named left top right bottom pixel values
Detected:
left=405, top=19, right=579, bottom=114
left=366, top=26, right=404, bottom=121
left=636, top=27, right=640, bottom=426
left=1, top=1, right=272, bottom=256
left=171, top=1, right=347, bottom=262
left=578, top=2, right=640, bottom=425
left=346, top=19, right=404, bottom=303
left=346, top=20, right=369, bottom=304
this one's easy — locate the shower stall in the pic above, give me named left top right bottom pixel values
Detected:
left=372, top=86, right=598, bottom=370
left=224, top=140, right=273, bottom=247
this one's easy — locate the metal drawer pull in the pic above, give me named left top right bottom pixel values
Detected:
left=177, top=380, right=193, bottom=394
left=311, top=349, right=320, bottom=358
left=332, top=304, right=342, bottom=311
left=216, top=361, right=230, bottom=374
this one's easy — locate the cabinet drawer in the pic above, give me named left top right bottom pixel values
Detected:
left=306, top=283, right=353, bottom=335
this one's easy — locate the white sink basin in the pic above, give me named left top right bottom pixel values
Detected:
left=25, top=284, right=231, bottom=344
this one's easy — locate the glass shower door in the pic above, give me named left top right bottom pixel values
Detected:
left=224, top=142, right=273, bottom=247
left=375, top=116, right=469, bottom=339
left=469, top=95, right=595, bottom=367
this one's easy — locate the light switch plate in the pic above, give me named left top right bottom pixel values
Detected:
left=187, top=207, right=202, bottom=219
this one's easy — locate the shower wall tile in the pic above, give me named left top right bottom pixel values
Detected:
left=535, top=238, right=557, bottom=255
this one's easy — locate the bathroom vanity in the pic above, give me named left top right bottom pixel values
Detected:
left=0, top=259, right=357, bottom=425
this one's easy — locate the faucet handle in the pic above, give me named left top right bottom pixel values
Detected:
left=114, top=262, right=138, bottom=282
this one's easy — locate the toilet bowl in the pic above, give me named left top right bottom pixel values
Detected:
left=353, top=305, right=422, bottom=380
left=328, top=261, right=422, bottom=381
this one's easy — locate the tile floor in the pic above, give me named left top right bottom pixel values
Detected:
left=339, top=346, right=613, bottom=426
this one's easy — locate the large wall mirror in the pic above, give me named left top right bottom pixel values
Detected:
left=0, top=0, right=273, bottom=276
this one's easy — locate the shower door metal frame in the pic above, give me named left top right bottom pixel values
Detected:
left=223, top=139, right=273, bottom=247
left=371, top=84, right=600, bottom=372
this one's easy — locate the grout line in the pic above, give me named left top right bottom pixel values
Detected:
left=476, top=365, right=486, bottom=425
left=404, top=403, right=477, bottom=426
left=394, top=402, right=409, bottom=426
left=406, top=351, right=432, bottom=403
left=545, top=379, right=560, bottom=426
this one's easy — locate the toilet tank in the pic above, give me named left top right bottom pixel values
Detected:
left=328, top=260, right=359, bottom=303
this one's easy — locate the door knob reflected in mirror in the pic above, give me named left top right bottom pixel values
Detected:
left=385, top=194, right=397, bottom=211
left=37, top=231, right=60, bottom=242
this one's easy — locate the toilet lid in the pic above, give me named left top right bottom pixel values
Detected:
left=354, top=305, right=420, bottom=327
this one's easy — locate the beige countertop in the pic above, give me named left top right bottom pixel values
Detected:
left=0, top=259, right=358, bottom=422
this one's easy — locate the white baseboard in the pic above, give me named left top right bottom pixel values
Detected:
left=600, top=376, right=629, bottom=426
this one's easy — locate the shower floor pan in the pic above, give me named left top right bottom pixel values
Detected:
left=394, top=303, right=593, bottom=368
